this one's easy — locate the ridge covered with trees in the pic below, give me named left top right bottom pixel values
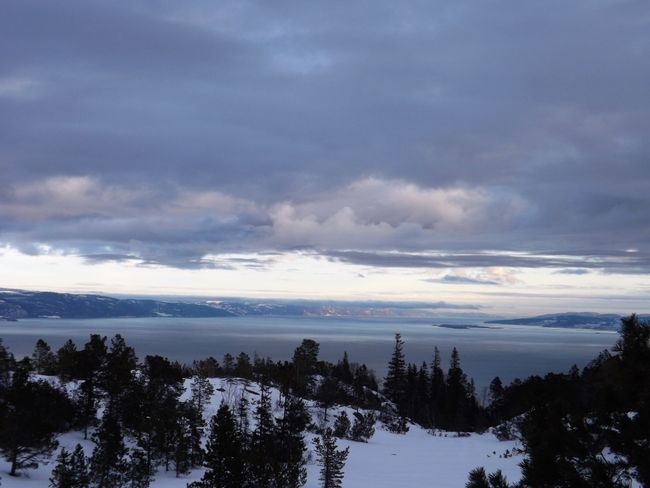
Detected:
left=0, top=314, right=647, bottom=487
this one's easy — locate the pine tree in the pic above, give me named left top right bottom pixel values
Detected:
left=292, top=339, right=320, bottom=395
left=89, top=405, right=129, bottom=488
left=236, top=391, right=250, bottom=437
left=0, top=338, right=14, bottom=388
left=350, top=412, right=375, bottom=442
left=126, top=448, right=153, bottom=488
left=0, top=375, right=73, bottom=476
left=190, top=375, right=214, bottom=416
left=430, top=346, right=446, bottom=427
left=277, top=395, right=309, bottom=488
left=49, top=444, right=89, bottom=488
left=383, top=333, right=406, bottom=406
left=249, top=383, right=276, bottom=488
left=199, top=403, right=243, bottom=488
left=465, top=467, right=490, bottom=488
left=57, top=340, right=79, bottom=382
left=313, top=429, right=349, bottom=488
left=32, top=339, right=58, bottom=375
left=333, top=411, right=351, bottom=438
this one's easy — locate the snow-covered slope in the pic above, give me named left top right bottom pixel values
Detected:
left=0, top=377, right=523, bottom=487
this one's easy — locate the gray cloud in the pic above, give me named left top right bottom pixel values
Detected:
left=1, top=0, right=649, bottom=272
left=553, top=268, right=592, bottom=275
left=426, top=275, right=500, bottom=286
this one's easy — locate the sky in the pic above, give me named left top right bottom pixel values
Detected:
left=1, top=0, right=649, bottom=315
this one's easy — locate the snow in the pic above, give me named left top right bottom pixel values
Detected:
left=0, top=377, right=523, bottom=487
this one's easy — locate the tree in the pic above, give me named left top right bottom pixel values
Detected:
left=32, top=339, right=58, bottom=375
left=430, top=346, right=446, bottom=427
left=190, top=374, right=214, bottom=417
left=89, top=405, right=129, bottom=488
left=466, top=467, right=490, bottom=488
left=349, top=412, right=375, bottom=442
left=49, top=444, right=89, bottom=488
left=57, top=340, right=79, bottom=382
left=0, top=376, right=73, bottom=476
left=126, top=448, right=153, bottom=488
left=249, top=383, right=276, bottom=488
left=292, top=339, right=320, bottom=395
left=313, top=429, right=349, bottom=488
left=277, top=395, right=309, bottom=488
left=465, top=467, right=512, bottom=488
left=333, top=411, right=351, bottom=438
left=383, top=333, right=406, bottom=407
left=0, top=338, right=14, bottom=389
left=199, top=403, right=243, bottom=488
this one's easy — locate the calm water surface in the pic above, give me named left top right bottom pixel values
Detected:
left=0, top=316, right=616, bottom=387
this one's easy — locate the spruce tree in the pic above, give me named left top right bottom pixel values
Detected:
left=277, top=395, right=309, bottom=488
left=249, top=383, right=276, bottom=488
left=313, top=428, right=349, bottom=488
left=49, top=444, right=89, bottom=488
left=199, top=403, right=243, bottom=488
left=383, top=333, right=406, bottom=406
left=430, top=346, right=446, bottom=427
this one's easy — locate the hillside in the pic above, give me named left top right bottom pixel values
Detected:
left=0, top=289, right=234, bottom=319
left=0, top=376, right=522, bottom=488
left=486, top=312, right=628, bottom=330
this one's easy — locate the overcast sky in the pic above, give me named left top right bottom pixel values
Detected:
left=1, top=0, right=649, bottom=314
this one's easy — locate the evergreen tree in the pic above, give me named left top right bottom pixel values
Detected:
left=49, top=444, right=89, bottom=488
left=292, top=339, right=320, bottom=395
left=102, top=334, right=137, bottom=405
left=333, top=411, right=351, bottom=439
left=430, top=347, right=446, bottom=420
left=277, top=395, right=309, bottom=488
left=0, top=375, right=73, bottom=476
left=77, top=335, right=108, bottom=440
left=57, top=340, right=79, bottom=382
left=89, top=405, right=129, bottom=488
left=383, top=333, right=406, bottom=407
left=465, top=467, right=490, bottom=488
left=236, top=391, right=250, bottom=437
left=313, top=429, right=349, bottom=488
left=249, top=383, right=276, bottom=488
left=190, top=374, right=214, bottom=418
left=0, top=338, right=14, bottom=389
left=32, top=339, right=58, bottom=375
left=349, top=412, right=375, bottom=442
left=126, top=448, right=153, bottom=488
left=199, top=403, right=243, bottom=488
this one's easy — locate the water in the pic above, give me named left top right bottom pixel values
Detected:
left=0, top=316, right=617, bottom=387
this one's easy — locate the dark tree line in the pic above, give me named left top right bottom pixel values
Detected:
left=382, top=333, right=487, bottom=432
left=467, top=314, right=650, bottom=487
left=0, top=335, right=366, bottom=486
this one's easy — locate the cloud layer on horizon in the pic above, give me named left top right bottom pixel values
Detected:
left=1, top=0, right=649, bottom=277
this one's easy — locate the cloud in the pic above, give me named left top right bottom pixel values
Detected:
left=553, top=268, right=591, bottom=275
left=0, top=1, right=649, bottom=277
left=426, top=275, right=500, bottom=286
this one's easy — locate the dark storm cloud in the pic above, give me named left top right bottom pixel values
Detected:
left=1, top=0, right=649, bottom=269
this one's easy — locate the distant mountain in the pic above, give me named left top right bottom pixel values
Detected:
left=0, top=289, right=234, bottom=319
left=485, top=312, right=648, bottom=330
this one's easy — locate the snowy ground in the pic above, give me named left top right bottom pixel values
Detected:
left=0, top=377, right=523, bottom=487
